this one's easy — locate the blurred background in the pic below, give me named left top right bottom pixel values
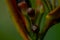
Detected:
left=0, top=0, right=60, bottom=40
